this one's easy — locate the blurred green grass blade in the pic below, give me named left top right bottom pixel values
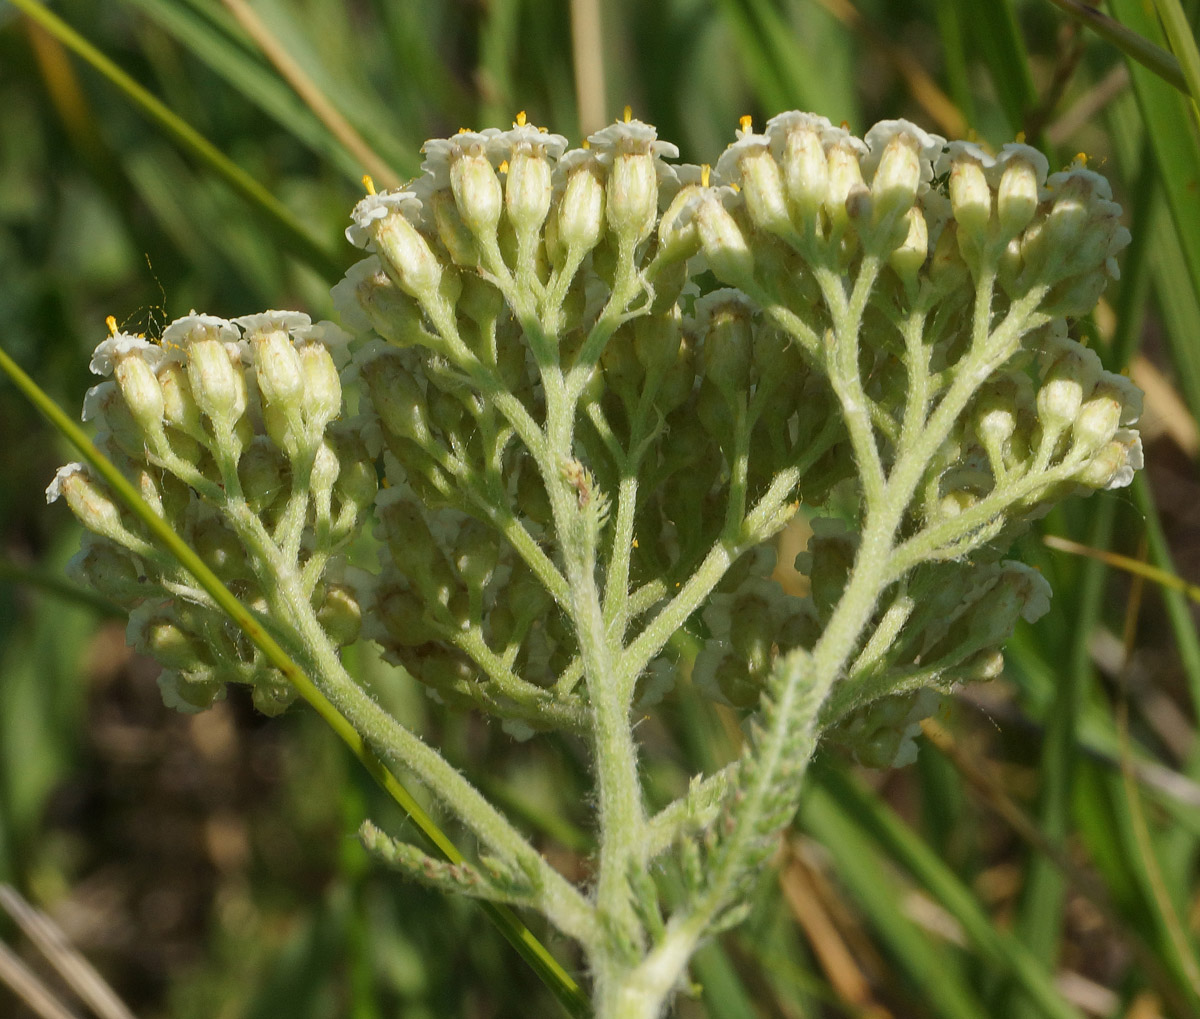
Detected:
left=714, top=0, right=857, bottom=124
left=810, top=763, right=1083, bottom=1019
left=1149, top=0, right=1200, bottom=115
left=691, top=941, right=761, bottom=1019
left=244, top=0, right=418, bottom=175
left=0, top=344, right=588, bottom=1019
left=117, top=0, right=368, bottom=184
left=1041, top=0, right=1189, bottom=95
left=9, top=0, right=347, bottom=282
left=1073, top=765, right=1200, bottom=1012
left=933, top=1, right=978, bottom=128
left=959, top=1, right=1038, bottom=139
left=1107, top=0, right=1200, bottom=417
left=1008, top=500, right=1117, bottom=1017
left=801, top=782, right=987, bottom=1018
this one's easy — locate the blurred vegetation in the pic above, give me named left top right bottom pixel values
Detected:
left=2, top=0, right=1200, bottom=1016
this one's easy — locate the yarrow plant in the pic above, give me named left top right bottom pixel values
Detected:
left=50, top=108, right=1140, bottom=1017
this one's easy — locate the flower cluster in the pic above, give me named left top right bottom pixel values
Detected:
left=49, top=313, right=375, bottom=713
left=48, top=109, right=1144, bottom=1019
left=328, top=110, right=1139, bottom=749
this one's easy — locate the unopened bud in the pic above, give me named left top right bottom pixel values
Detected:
left=298, top=340, right=342, bottom=433
left=506, top=148, right=553, bottom=237
left=47, top=465, right=129, bottom=544
left=949, top=156, right=992, bottom=241
left=694, top=194, right=755, bottom=287
left=451, top=152, right=503, bottom=240
left=113, top=353, right=165, bottom=436
left=887, top=207, right=928, bottom=291
left=737, top=146, right=790, bottom=235
left=557, top=159, right=606, bottom=256
left=607, top=150, right=658, bottom=245
left=317, top=582, right=363, bottom=646
left=997, top=155, right=1041, bottom=238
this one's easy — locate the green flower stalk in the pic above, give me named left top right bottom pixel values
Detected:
left=51, top=109, right=1140, bottom=1018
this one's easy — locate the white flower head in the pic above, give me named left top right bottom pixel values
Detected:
left=233, top=310, right=312, bottom=337
left=346, top=190, right=423, bottom=249
left=159, top=313, right=240, bottom=352
left=46, top=462, right=87, bottom=504
left=89, top=332, right=164, bottom=377
left=421, top=128, right=504, bottom=187
left=587, top=115, right=680, bottom=164
left=861, top=119, right=945, bottom=189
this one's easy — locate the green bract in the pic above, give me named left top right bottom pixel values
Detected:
left=51, top=111, right=1140, bottom=1019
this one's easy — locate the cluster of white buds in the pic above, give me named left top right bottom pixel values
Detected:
left=53, top=109, right=1141, bottom=766
left=325, top=109, right=1142, bottom=752
left=47, top=109, right=1145, bottom=1018
left=49, top=313, right=375, bottom=713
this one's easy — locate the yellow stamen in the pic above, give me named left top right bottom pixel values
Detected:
left=498, top=159, right=510, bottom=174
left=362, top=174, right=377, bottom=195
left=1075, top=151, right=1088, bottom=165
left=631, top=537, right=639, bottom=549
left=457, top=126, right=471, bottom=134
left=1015, top=130, right=1026, bottom=144
left=701, top=164, right=711, bottom=187
left=623, top=105, right=632, bottom=123
left=105, top=315, right=118, bottom=337
left=739, top=114, right=753, bottom=133
left=841, top=120, right=850, bottom=131
left=582, top=139, right=590, bottom=150
left=516, top=110, right=527, bottom=126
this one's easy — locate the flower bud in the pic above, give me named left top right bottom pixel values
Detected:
left=453, top=519, right=499, bottom=592
left=85, top=382, right=149, bottom=457
left=70, top=538, right=145, bottom=601
left=351, top=192, right=444, bottom=300
left=1076, top=430, right=1141, bottom=490
left=377, top=584, right=440, bottom=646
left=997, top=155, right=1041, bottom=238
left=142, top=614, right=205, bottom=671
left=869, top=127, right=922, bottom=227
left=241, top=313, right=308, bottom=411
left=47, top=465, right=129, bottom=544
left=451, top=152, right=503, bottom=240
left=737, top=146, right=790, bottom=235
left=557, top=158, right=606, bottom=256
left=425, top=189, right=478, bottom=266
left=298, top=340, right=342, bottom=433
left=506, top=147, right=553, bottom=237
left=113, top=353, right=165, bottom=437
left=887, top=207, right=928, bottom=292
left=698, top=292, right=754, bottom=395
left=156, top=361, right=205, bottom=439
left=1037, top=347, right=1100, bottom=437
left=825, top=140, right=866, bottom=230
left=310, top=440, right=341, bottom=498
left=193, top=516, right=247, bottom=580
left=251, top=671, right=297, bottom=717
left=185, top=333, right=247, bottom=432
left=607, top=149, right=658, bottom=245
left=694, top=194, right=755, bottom=287
left=159, top=670, right=225, bottom=713
left=1071, top=383, right=1123, bottom=455
left=361, top=352, right=431, bottom=446
left=317, top=582, right=363, bottom=646
left=948, top=153, right=992, bottom=241
left=657, top=183, right=704, bottom=263
left=779, top=124, right=828, bottom=230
